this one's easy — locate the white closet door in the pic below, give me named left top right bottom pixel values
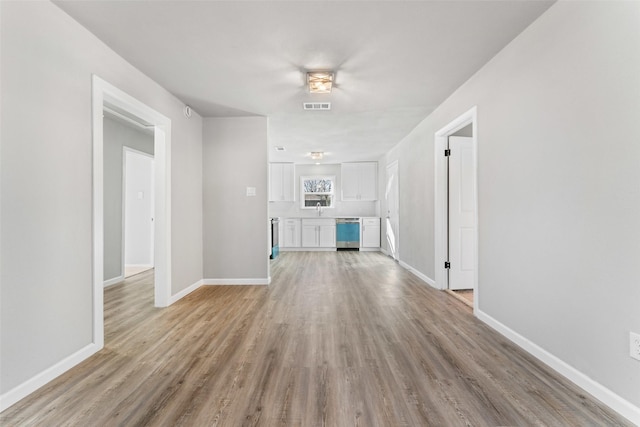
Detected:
left=448, top=136, right=476, bottom=290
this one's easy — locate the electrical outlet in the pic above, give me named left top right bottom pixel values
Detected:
left=631, top=332, right=640, bottom=361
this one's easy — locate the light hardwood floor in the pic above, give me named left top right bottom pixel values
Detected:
left=1, top=252, right=631, bottom=426
left=125, top=266, right=153, bottom=278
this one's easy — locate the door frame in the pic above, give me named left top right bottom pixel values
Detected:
left=92, top=75, right=172, bottom=349
left=434, top=107, right=478, bottom=310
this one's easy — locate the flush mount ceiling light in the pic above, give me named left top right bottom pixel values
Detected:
left=307, top=72, right=334, bottom=94
left=310, top=151, right=324, bottom=160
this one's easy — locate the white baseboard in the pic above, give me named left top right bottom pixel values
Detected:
left=103, top=275, right=124, bottom=287
left=359, top=247, right=380, bottom=252
left=380, top=248, right=390, bottom=256
left=124, top=264, right=153, bottom=268
left=203, top=278, right=270, bottom=285
left=476, top=310, right=640, bottom=426
left=168, top=279, right=204, bottom=305
left=398, top=260, right=437, bottom=288
left=0, top=343, right=101, bottom=413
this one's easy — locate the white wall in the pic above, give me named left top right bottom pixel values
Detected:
left=0, top=0, right=203, bottom=396
left=381, top=0, right=640, bottom=418
left=169, top=102, right=203, bottom=296
left=268, top=163, right=379, bottom=219
left=103, top=117, right=154, bottom=281
left=202, top=117, right=269, bottom=282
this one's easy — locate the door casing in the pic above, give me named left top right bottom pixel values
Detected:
left=92, top=75, right=172, bottom=350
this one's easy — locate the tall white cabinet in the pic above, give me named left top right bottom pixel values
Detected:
left=269, top=163, right=295, bottom=202
left=341, top=162, right=378, bottom=201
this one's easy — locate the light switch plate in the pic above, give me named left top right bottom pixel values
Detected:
left=631, top=332, right=640, bottom=361
left=246, top=187, right=256, bottom=197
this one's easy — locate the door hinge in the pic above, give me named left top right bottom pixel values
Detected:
left=444, top=261, right=450, bottom=269
left=444, top=149, right=451, bottom=157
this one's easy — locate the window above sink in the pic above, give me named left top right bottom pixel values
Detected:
left=300, top=175, right=335, bottom=209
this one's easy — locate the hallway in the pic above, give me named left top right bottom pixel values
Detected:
left=1, top=252, right=630, bottom=426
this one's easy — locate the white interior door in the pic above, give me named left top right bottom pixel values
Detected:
left=448, top=136, right=476, bottom=290
left=386, top=161, right=399, bottom=260
left=124, top=149, right=155, bottom=268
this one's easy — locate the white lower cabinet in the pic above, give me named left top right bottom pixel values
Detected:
left=281, top=218, right=383, bottom=250
left=302, top=219, right=336, bottom=248
left=282, top=218, right=301, bottom=248
left=301, top=224, right=316, bottom=247
left=319, top=224, right=336, bottom=247
left=361, top=217, right=381, bottom=248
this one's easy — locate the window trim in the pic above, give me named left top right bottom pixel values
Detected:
left=300, top=175, right=336, bottom=209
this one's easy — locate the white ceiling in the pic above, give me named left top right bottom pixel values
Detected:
left=54, top=0, right=554, bottom=164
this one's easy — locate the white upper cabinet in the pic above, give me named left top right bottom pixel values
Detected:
left=269, top=163, right=295, bottom=202
left=341, top=163, right=360, bottom=201
left=341, top=162, right=378, bottom=201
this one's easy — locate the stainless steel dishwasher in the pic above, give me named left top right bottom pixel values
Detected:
left=336, top=218, right=360, bottom=250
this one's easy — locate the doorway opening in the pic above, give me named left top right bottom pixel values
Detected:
left=123, top=148, right=155, bottom=278
left=434, top=107, right=478, bottom=312
left=102, top=106, right=156, bottom=286
left=92, top=75, right=172, bottom=350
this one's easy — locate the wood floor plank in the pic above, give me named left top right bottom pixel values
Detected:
left=1, top=251, right=632, bottom=426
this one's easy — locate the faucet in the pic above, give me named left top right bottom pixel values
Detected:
left=316, top=202, right=323, bottom=217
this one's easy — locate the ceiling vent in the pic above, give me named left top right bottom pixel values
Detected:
left=303, top=102, right=331, bottom=111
